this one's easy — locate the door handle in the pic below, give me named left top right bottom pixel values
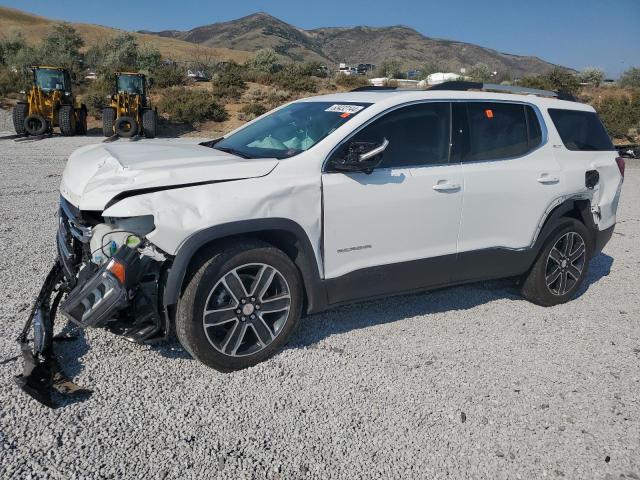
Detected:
left=537, top=175, right=560, bottom=185
left=432, top=182, right=461, bottom=192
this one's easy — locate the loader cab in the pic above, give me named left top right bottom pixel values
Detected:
left=116, top=73, right=146, bottom=97
left=33, top=67, right=72, bottom=94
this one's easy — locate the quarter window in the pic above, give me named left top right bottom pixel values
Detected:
left=548, top=108, right=614, bottom=151
left=330, top=102, right=450, bottom=169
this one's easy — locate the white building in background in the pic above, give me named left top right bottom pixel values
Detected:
left=425, top=72, right=462, bottom=85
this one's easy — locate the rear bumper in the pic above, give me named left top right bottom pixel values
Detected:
left=594, top=224, right=615, bottom=255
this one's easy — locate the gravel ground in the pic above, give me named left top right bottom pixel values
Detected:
left=0, top=131, right=638, bottom=480
left=0, top=109, right=13, bottom=133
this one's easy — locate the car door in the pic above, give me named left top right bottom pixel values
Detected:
left=454, top=101, right=564, bottom=281
left=321, top=102, right=464, bottom=304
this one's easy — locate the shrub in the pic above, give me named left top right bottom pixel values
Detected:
left=273, top=64, right=317, bottom=92
left=467, top=62, right=492, bottom=82
left=211, top=62, right=247, bottom=100
left=248, top=49, right=280, bottom=74
left=0, top=66, right=24, bottom=97
left=238, top=103, right=268, bottom=121
left=592, top=91, right=640, bottom=139
left=158, top=87, right=228, bottom=124
left=137, top=44, right=162, bottom=72
left=619, top=67, right=640, bottom=89
left=83, top=76, right=114, bottom=117
left=518, top=68, right=580, bottom=95
left=578, top=67, right=605, bottom=87
left=334, top=74, right=369, bottom=90
left=376, top=60, right=403, bottom=79
left=150, top=64, right=185, bottom=88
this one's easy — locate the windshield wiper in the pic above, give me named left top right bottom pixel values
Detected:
left=214, top=146, right=254, bottom=159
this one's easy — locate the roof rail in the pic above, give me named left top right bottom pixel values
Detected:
left=350, top=86, right=397, bottom=92
left=428, top=81, right=576, bottom=101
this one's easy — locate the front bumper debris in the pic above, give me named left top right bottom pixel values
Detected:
left=14, top=204, right=170, bottom=407
left=14, top=262, right=92, bottom=408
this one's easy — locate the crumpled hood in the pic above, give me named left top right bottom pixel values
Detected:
left=60, top=142, right=278, bottom=210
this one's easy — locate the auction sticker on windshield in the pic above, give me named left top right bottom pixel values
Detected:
left=325, top=104, right=366, bottom=114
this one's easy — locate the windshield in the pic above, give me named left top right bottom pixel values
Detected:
left=117, top=75, right=145, bottom=95
left=214, top=101, right=371, bottom=159
left=35, top=69, right=66, bottom=92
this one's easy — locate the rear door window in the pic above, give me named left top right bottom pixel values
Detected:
left=465, top=102, right=529, bottom=161
left=548, top=109, right=614, bottom=151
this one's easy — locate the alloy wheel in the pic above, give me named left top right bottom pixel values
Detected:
left=202, top=263, right=291, bottom=357
left=545, top=231, right=587, bottom=296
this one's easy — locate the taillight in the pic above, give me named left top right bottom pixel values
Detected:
left=615, top=157, right=625, bottom=178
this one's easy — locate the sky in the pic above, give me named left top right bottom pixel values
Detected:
left=3, top=0, right=639, bottom=78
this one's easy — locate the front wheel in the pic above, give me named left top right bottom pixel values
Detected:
left=176, top=240, right=303, bottom=371
left=521, top=219, right=593, bottom=306
left=58, top=105, right=76, bottom=136
left=142, top=109, right=157, bottom=138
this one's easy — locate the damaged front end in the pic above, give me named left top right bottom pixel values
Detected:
left=15, top=196, right=170, bottom=407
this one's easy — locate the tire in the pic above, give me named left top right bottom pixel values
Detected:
left=102, top=108, right=116, bottom=137
left=58, top=105, right=76, bottom=136
left=176, top=240, right=303, bottom=372
left=114, top=116, right=138, bottom=138
left=75, top=106, right=87, bottom=135
left=142, top=109, right=157, bottom=138
left=521, top=218, right=593, bottom=306
left=23, top=114, right=48, bottom=136
left=12, top=103, right=28, bottom=135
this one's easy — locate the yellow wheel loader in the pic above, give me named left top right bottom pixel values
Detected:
left=12, top=66, right=87, bottom=137
left=103, top=72, right=157, bottom=138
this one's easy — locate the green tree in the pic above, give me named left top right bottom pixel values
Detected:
left=86, top=33, right=139, bottom=73
left=546, top=67, right=580, bottom=94
left=38, top=23, right=84, bottom=79
left=137, top=44, right=162, bottom=72
left=619, top=67, right=640, bottom=89
left=578, top=67, right=605, bottom=87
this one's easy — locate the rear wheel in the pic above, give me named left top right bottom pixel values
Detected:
left=142, top=109, right=157, bottom=138
left=23, top=114, right=48, bottom=136
left=75, top=106, right=87, bottom=135
left=12, top=103, right=28, bottom=135
left=102, top=108, right=116, bottom=137
left=58, top=105, right=76, bottom=136
left=176, top=240, right=303, bottom=371
left=114, top=116, right=138, bottom=138
left=521, top=218, right=593, bottom=306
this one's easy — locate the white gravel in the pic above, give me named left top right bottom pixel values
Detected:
left=0, top=131, right=639, bottom=480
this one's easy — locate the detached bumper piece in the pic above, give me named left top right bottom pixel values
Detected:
left=15, top=263, right=92, bottom=408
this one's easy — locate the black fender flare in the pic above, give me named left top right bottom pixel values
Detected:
left=531, top=197, right=596, bottom=254
left=162, top=218, right=328, bottom=314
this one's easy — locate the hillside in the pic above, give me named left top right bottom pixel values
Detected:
left=0, top=6, right=251, bottom=64
left=143, top=13, right=331, bottom=64
left=143, top=12, right=568, bottom=76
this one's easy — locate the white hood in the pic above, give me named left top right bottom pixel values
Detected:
left=60, top=142, right=278, bottom=210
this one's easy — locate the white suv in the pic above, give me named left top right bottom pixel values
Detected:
left=46, top=83, right=624, bottom=372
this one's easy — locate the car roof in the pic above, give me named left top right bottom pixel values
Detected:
left=298, top=89, right=594, bottom=112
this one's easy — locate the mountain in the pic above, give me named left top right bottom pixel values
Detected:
left=0, top=6, right=250, bottom=64
left=142, top=12, right=568, bottom=76
left=142, top=13, right=331, bottom=64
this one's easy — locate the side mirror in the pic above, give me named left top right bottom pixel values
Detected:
left=331, top=138, right=389, bottom=174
